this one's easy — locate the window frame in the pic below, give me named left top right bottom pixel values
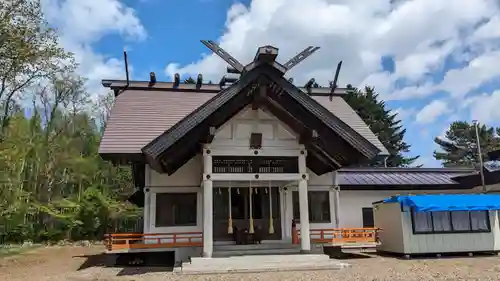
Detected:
left=292, top=190, right=331, bottom=223
left=410, top=209, right=491, bottom=235
left=155, top=192, right=198, bottom=227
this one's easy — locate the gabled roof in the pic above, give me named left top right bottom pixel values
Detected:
left=99, top=90, right=215, bottom=157
left=100, top=43, right=390, bottom=175
left=99, top=87, right=387, bottom=157
left=139, top=64, right=387, bottom=175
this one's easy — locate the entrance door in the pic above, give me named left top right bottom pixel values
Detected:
left=213, top=186, right=281, bottom=241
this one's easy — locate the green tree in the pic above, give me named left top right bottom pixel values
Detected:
left=184, top=77, right=196, bottom=84
left=0, top=0, right=142, bottom=244
left=0, top=0, right=72, bottom=134
left=433, top=121, right=500, bottom=167
left=343, top=85, right=419, bottom=167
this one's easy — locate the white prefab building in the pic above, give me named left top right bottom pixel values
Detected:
left=99, top=44, right=480, bottom=261
left=373, top=194, right=500, bottom=256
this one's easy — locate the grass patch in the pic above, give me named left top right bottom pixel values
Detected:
left=0, top=244, right=41, bottom=257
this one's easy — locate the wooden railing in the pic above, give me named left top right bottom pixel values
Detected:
left=105, top=232, right=203, bottom=251
left=105, top=228, right=380, bottom=251
left=297, top=228, right=380, bottom=244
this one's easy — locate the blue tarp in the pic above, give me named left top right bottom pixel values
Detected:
left=383, top=194, right=500, bottom=212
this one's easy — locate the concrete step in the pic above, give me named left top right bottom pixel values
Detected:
left=213, top=247, right=301, bottom=257
left=214, top=243, right=324, bottom=257
left=175, top=254, right=349, bottom=275
left=214, top=242, right=297, bottom=252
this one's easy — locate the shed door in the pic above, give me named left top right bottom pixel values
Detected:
left=362, top=207, right=374, bottom=227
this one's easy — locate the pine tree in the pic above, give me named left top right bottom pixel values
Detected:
left=434, top=121, right=500, bottom=167
left=343, top=85, right=419, bottom=167
left=184, top=77, right=196, bottom=84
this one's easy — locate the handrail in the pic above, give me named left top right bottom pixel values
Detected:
left=105, top=228, right=380, bottom=251
left=105, top=232, right=203, bottom=251
left=297, top=227, right=381, bottom=244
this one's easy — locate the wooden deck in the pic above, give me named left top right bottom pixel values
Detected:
left=105, top=228, right=380, bottom=253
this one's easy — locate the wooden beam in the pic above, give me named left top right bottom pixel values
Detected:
left=205, top=126, right=216, bottom=143
left=156, top=84, right=256, bottom=175
left=266, top=83, right=366, bottom=165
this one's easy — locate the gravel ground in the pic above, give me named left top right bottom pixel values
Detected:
left=2, top=245, right=500, bottom=280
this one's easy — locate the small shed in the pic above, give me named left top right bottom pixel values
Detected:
left=373, top=194, right=500, bottom=256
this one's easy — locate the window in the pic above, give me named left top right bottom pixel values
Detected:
left=451, top=211, right=470, bottom=231
left=412, top=210, right=490, bottom=234
left=471, top=211, right=489, bottom=231
left=362, top=208, right=375, bottom=228
left=155, top=193, right=197, bottom=227
left=413, top=211, right=433, bottom=233
left=292, top=191, right=331, bottom=223
left=432, top=211, right=452, bottom=232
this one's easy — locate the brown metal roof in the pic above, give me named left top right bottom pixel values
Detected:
left=99, top=90, right=216, bottom=154
left=312, top=96, right=388, bottom=155
left=99, top=90, right=388, bottom=155
left=338, top=167, right=474, bottom=186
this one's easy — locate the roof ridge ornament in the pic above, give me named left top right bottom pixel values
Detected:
left=329, top=61, right=343, bottom=101
left=200, top=40, right=245, bottom=73
left=200, top=40, right=321, bottom=75
left=282, top=46, right=320, bottom=71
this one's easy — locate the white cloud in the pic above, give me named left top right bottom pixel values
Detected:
left=393, top=107, right=416, bottom=122
left=415, top=100, right=450, bottom=124
left=464, top=90, right=500, bottom=123
left=436, top=50, right=500, bottom=99
left=164, top=0, right=500, bottom=126
left=41, top=0, right=146, bottom=97
left=43, top=0, right=146, bottom=43
left=472, top=15, right=500, bottom=41
left=394, top=39, right=456, bottom=82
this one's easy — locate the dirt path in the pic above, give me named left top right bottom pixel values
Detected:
left=2, top=246, right=500, bottom=280
left=0, top=245, right=105, bottom=281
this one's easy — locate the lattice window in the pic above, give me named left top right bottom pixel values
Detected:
left=212, top=156, right=298, bottom=173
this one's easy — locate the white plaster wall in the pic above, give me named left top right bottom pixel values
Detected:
left=338, top=189, right=477, bottom=228
left=149, top=155, right=202, bottom=187
left=308, top=171, right=334, bottom=186
left=210, top=106, right=301, bottom=150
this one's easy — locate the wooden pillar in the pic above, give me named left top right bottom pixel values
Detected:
left=333, top=170, right=340, bottom=228
left=203, top=148, right=213, bottom=257
left=298, top=148, right=311, bottom=252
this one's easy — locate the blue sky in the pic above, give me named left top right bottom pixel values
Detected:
left=43, top=0, right=500, bottom=167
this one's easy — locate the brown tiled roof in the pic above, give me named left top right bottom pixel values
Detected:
left=99, top=90, right=389, bottom=155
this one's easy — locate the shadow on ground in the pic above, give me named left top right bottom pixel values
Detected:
left=73, top=252, right=175, bottom=276
left=335, top=252, right=373, bottom=260
left=117, top=266, right=173, bottom=276
left=74, top=254, right=109, bottom=271
left=371, top=251, right=499, bottom=260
